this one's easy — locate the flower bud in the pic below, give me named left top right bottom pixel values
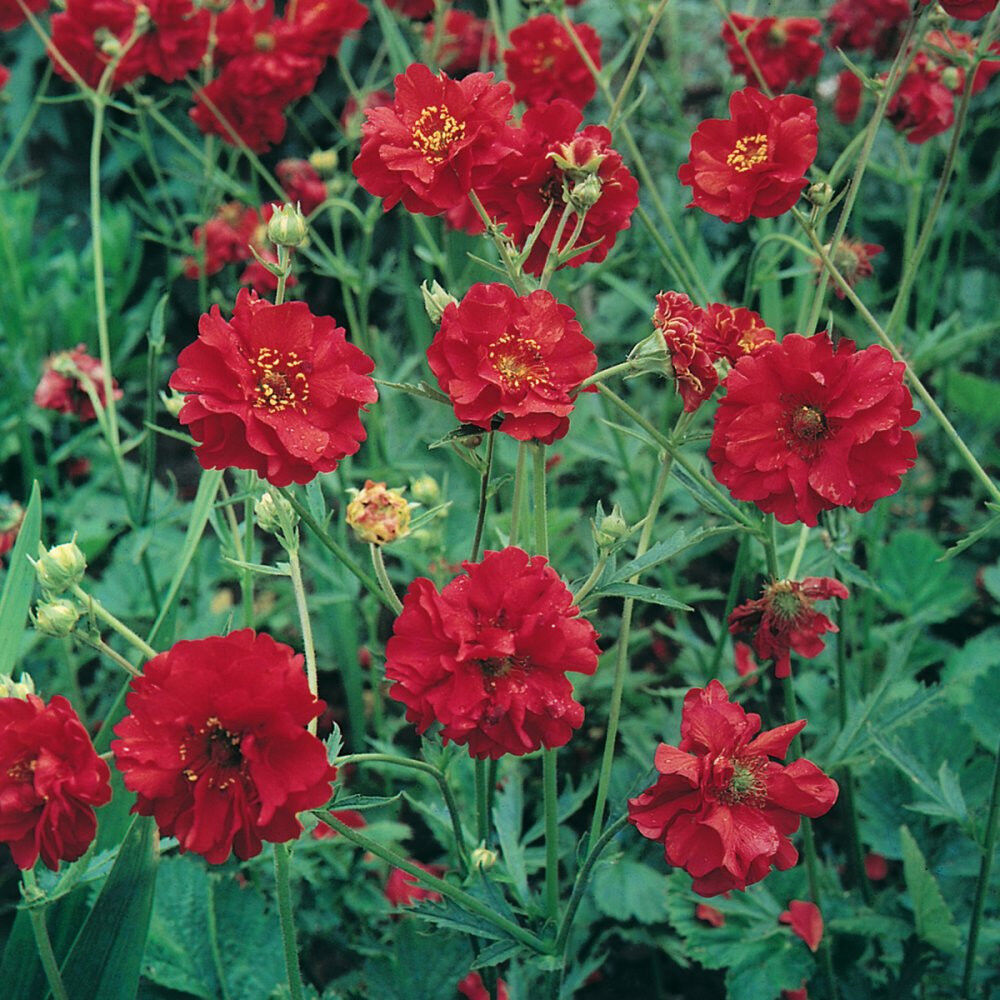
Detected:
left=309, top=148, right=338, bottom=176
left=940, top=66, right=962, bottom=92
left=95, top=28, right=122, bottom=58
left=35, top=540, right=86, bottom=595
left=160, top=388, right=185, bottom=419
left=806, top=182, right=834, bottom=207
left=33, top=599, right=80, bottom=638
left=593, top=502, right=628, bottom=551
left=0, top=671, right=35, bottom=700
left=471, top=845, right=498, bottom=870
left=421, top=280, right=458, bottom=325
left=926, top=3, right=952, bottom=27
left=409, top=474, right=441, bottom=506
left=267, top=202, right=309, bottom=248
left=567, top=174, right=603, bottom=212
left=346, top=481, right=411, bottom=545
left=254, top=490, right=297, bottom=536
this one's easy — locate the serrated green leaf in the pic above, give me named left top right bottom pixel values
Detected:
left=591, top=858, right=671, bottom=924
left=592, top=582, right=693, bottom=611
left=493, top=774, right=530, bottom=906
left=362, top=921, right=473, bottom=1000
left=0, top=481, right=40, bottom=676
left=877, top=530, right=973, bottom=624
left=329, top=792, right=403, bottom=812
left=608, top=526, right=736, bottom=584
left=899, top=825, right=961, bottom=954
left=470, top=938, right=525, bottom=970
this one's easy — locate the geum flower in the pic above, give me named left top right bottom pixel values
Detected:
left=721, top=13, right=824, bottom=93
left=170, top=288, right=377, bottom=487
left=112, top=630, right=336, bottom=863
left=34, top=344, right=123, bottom=421
left=628, top=680, right=838, bottom=896
left=385, top=547, right=600, bottom=759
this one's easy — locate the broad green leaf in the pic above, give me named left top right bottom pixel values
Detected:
left=591, top=857, right=671, bottom=924
left=877, top=530, right=973, bottom=625
left=362, top=921, right=473, bottom=1000
left=327, top=792, right=404, bottom=812
left=0, top=481, right=40, bottom=676
left=493, top=773, right=530, bottom=906
left=899, top=825, right=961, bottom=954
left=940, top=627, right=1000, bottom=748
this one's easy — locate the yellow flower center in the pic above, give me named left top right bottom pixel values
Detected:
left=488, top=333, right=552, bottom=391
left=250, top=347, right=310, bottom=413
left=727, top=132, right=769, bottom=173
left=411, top=104, right=466, bottom=164
left=180, top=716, right=244, bottom=790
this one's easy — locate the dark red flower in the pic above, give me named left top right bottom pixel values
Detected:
left=729, top=577, right=849, bottom=679
left=701, top=302, right=776, bottom=364
left=887, top=64, right=955, bottom=144
left=49, top=0, right=144, bottom=90
left=34, top=344, right=123, bottom=421
left=183, top=202, right=260, bottom=279
left=708, top=333, right=919, bottom=526
left=286, top=0, right=368, bottom=59
left=679, top=87, right=818, bottom=224
left=502, top=14, right=601, bottom=108
left=652, top=291, right=719, bottom=413
left=458, top=971, right=510, bottom=1000
left=353, top=63, right=514, bottom=217
left=385, top=547, right=600, bottom=759
left=133, top=0, right=210, bottom=83
left=780, top=900, right=824, bottom=952
left=721, top=13, right=823, bottom=92
left=827, top=0, right=911, bottom=57
left=384, top=861, right=445, bottom=906
left=695, top=902, right=726, bottom=927
left=169, top=288, right=377, bottom=487
left=276, top=159, right=328, bottom=216
left=112, top=630, right=336, bottom=863
left=0, top=694, right=111, bottom=870
left=782, top=986, right=809, bottom=1000
left=426, top=283, right=597, bottom=444
left=923, top=0, right=998, bottom=19
left=427, top=10, right=496, bottom=75
left=834, top=70, right=863, bottom=125
left=865, top=851, right=889, bottom=880
left=628, top=680, right=839, bottom=896
left=0, top=0, right=46, bottom=32
left=312, top=809, right=366, bottom=839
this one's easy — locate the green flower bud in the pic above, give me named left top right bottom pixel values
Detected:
left=0, top=672, right=35, bottom=700
left=567, top=174, right=603, bottom=212
left=471, top=845, right=498, bottom=870
left=309, top=148, right=338, bottom=176
left=940, top=66, right=962, bottom=92
left=254, top=490, right=297, bottom=537
left=593, top=502, right=628, bottom=552
left=409, top=474, right=441, bottom=506
left=806, top=182, right=834, bottom=207
left=33, top=599, right=80, bottom=638
left=35, top=539, right=87, bottom=595
left=421, top=280, right=458, bottom=325
left=267, top=202, right=309, bottom=248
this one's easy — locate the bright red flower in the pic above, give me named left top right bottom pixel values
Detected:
left=702, top=302, right=776, bottom=365
left=0, top=0, right=46, bottom=32
left=679, top=87, right=818, bottom=224
left=312, top=809, right=366, bottom=839
left=0, top=694, right=111, bottom=871
left=352, top=63, right=514, bottom=217
left=49, top=0, right=144, bottom=90
left=169, top=288, right=377, bottom=487
left=708, top=333, right=919, bottom=526
left=503, top=15, right=600, bottom=109
left=652, top=291, right=719, bottom=413
left=695, top=902, right=726, bottom=927
left=132, top=0, right=210, bottom=83
left=112, top=630, right=336, bottom=863
left=721, top=13, right=823, bottom=92
left=458, top=972, right=510, bottom=1000
left=834, top=70, right=863, bottom=125
left=384, top=861, right=445, bottom=906
left=190, top=70, right=294, bottom=153
left=385, top=547, right=600, bottom=759
left=887, top=64, right=955, bottom=144
left=827, top=0, right=911, bottom=57
left=628, top=680, right=839, bottom=896
left=924, top=0, right=998, bottom=19
left=276, top=159, right=328, bottom=216
left=34, top=344, right=123, bottom=421
left=780, top=900, right=824, bottom=952
left=427, top=10, right=496, bottom=75
left=729, top=577, right=850, bottom=679
left=426, top=283, right=597, bottom=444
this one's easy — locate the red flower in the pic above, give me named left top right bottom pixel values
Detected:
left=0, top=0, right=46, bottom=32
left=708, top=333, right=919, bottom=526
left=286, top=0, right=368, bottom=59
left=823, top=238, right=883, bottom=298
left=729, top=577, right=850, bottom=679
left=701, top=303, right=776, bottom=364
left=276, top=159, right=328, bottom=216
left=929, top=31, right=1000, bottom=95
left=924, top=0, right=998, bottom=19
left=427, top=10, right=496, bottom=75
left=112, top=630, right=336, bottom=863
left=679, top=87, right=818, bottom=223
left=887, top=65, right=955, bottom=144
left=780, top=900, right=824, bottom=952
left=426, top=283, right=597, bottom=444
left=458, top=972, right=510, bottom=1000
left=834, top=70, right=863, bottom=125
left=864, top=851, right=889, bottom=880
left=170, top=289, right=376, bottom=486
left=384, top=861, right=445, bottom=906
left=721, top=13, right=823, bottom=92
left=190, top=72, right=293, bottom=153
left=385, top=0, right=442, bottom=17
left=385, top=547, right=600, bottom=759
left=0, top=694, right=111, bottom=870
left=183, top=202, right=260, bottom=279
left=628, top=680, right=839, bottom=896
left=0, top=497, right=24, bottom=566
left=502, top=14, right=601, bottom=109
left=782, top=986, right=809, bottom=1000
left=652, top=291, right=719, bottom=413
left=352, top=63, right=514, bottom=217
left=133, top=0, right=210, bottom=83
left=49, top=0, right=144, bottom=90
left=0, top=66, right=8, bottom=90
left=34, top=344, right=123, bottom=421
left=695, top=902, right=726, bottom=927
left=827, top=0, right=911, bottom=57
left=312, top=809, right=366, bottom=839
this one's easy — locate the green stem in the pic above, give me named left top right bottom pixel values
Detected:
left=607, top=0, right=669, bottom=128
left=543, top=749, right=559, bottom=924
left=71, top=584, right=158, bottom=661
left=369, top=544, right=404, bottom=616
left=763, top=516, right=779, bottom=580
left=571, top=553, right=610, bottom=606
left=470, top=431, right=496, bottom=562
left=273, top=843, right=306, bottom=1000
left=786, top=524, right=810, bottom=580
left=286, top=547, right=319, bottom=732
left=533, top=443, right=549, bottom=559
left=72, top=631, right=141, bottom=677
left=475, top=758, right=489, bottom=846
left=274, top=246, right=291, bottom=307
left=22, top=871, right=69, bottom=1000
left=509, top=442, right=528, bottom=547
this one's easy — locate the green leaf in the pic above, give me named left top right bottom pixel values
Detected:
left=591, top=857, right=671, bottom=924
left=877, top=530, right=973, bottom=625
left=362, top=921, right=473, bottom=1000
left=0, top=481, right=40, bottom=676
left=592, top=582, right=693, bottom=611
left=328, top=792, right=404, bottom=812
left=899, top=825, right=961, bottom=954
left=940, top=627, right=1000, bottom=749
left=608, top=526, right=736, bottom=584
left=493, top=774, right=530, bottom=906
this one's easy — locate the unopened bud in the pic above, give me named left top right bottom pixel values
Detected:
left=95, top=28, right=122, bottom=58
left=160, top=388, right=185, bottom=418
left=471, top=845, right=498, bottom=870
left=346, top=481, right=411, bottom=545
left=567, top=174, right=602, bottom=212
left=940, top=66, right=962, bottom=92
left=0, top=672, right=35, bottom=700
left=421, top=280, right=458, bottom=325
left=409, top=474, right=441, bottom=506
left=35, top=539, right=86, bottom=595
left=267, top=202, right=309, bottom=248
left=806, top=182, right=834, bottom=207
left=926, top=3, right=951, bottom=27
left=593, top=503, right=628, bottom=551
left=33, top=599, right=80, bottom=638
left=309, top=148, right=338, bottom=176
left=254, top=490, right=297, bottom=536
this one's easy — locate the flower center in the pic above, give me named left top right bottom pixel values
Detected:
left=479, top=656, right=514, bottom=678
left=254, top=31, right=275, bottom=51
left=181, top=716, right=244, bottom=789
left=250, top=347, right=310, bottom=413
left=411, top=104, right=466, bottom=164
left=488, top=333, right=552, bottom=391
left=6, top=756, right=36, bottom=783
left=790, top=404, right=827, bottom=441
left=766, top=580, right=805, bottom=621
left=726, top=132, right=769, bottom=173
left=715, top=753, right=767, bottom=807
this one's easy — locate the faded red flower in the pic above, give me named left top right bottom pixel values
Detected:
left=384, top=861, right=445, bottom=906
left=0, top=0, right=47, bottom=32
left=352, top=63, right=514, bottom=217
left=834, top=70, right=863, bottom=125
left=427, top=10, right=496, bottom=75
left=426, top=283, right=597, bottom=444
left=721, top=13, right=823, bottom=92
left=887, top=64, right=955, bottom=144
left=708, top=333, right=919, bottom=526
left=679, top=87, right=818, bottom=224
left=312, top=809, right=366, bottom=839
left=385, top=547, right=600, bottom=759
left=112, top=630, right=336, bottom=863
left=0, top=694, right=111, bottom=870
left=502, top=14, right=601, bottom=109
left=729, top=577, right=850, bottom=679
left=276, top=159, right=328, bottom=216
left=923, top=0, right=998, bottom=19
left=822, top=238, right=883, bottom=298
left=346, top=480, right=411, bottom=545
left=652, top=291, right=719, bottom=413
left=458, top=971, right=510, bottom=1000
left=0, top=497, right=24, bottom=566
left=628, top=680, right=839, bottom=896
left=169, top=288, right=377, bottom=486
left=827, top=0, right=911, bottom=57
left=780, top=900, right=824, bottom=952
left=35, top=345, right=123, bottom=421
left=695, top=902, right=726, bottom=927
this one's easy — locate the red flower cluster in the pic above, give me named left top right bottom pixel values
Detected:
left=721, top=13, right=823, bottom=92
left=427, top=283, right=597, bottom=444
left=0, top=0, right=46, bottom=32
left=780, top=900, right=824, bottom=952
left=34, top=344, right=123, bottom=421
left=729, top=577, right=850, bottom=679
left=0, top=694, right=111, bottom=870
left=628, top=680, right=838, bottom=896
left=502, top=14, right=601, bottom=109
left=353, top=63, right=514, bottom=216
left=709, top=333, right=919, bottom=525
left=112, top=630, right=336, bottom=863
left=426, top=10, right=496, bottom=75
left=679, top=87, right=818, bottom=223
left=385, top=547, right=600, bottom=759
left=827, top=0, right=911, bottom=57
left=170, top=289, right=377, bottom=486
left=384, top=861, right=445, bottom=906
left=923, top=0, right=998, bottom=19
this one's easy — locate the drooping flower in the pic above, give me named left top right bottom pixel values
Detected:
left=34, top=345, right=123, bottom=421
left=385, top=547, right=600, bottom=759
left=346, top=480, right=411, bottom=545
left=923, top=0, right=998, bottom=19
left=426, top=283, right=597, bottom=444
left=887, top=63, right=956, bottom=144
left=780, top=900, right=824, bottom=952
left=708, top=332, right=919, bottom=525
left=679, top=87, right=818, bottom=224
left=628, top=680, right=839, bottom=896
left=0, top=693, right=112, bottom=870
left=352, top=63, right=514, bottom=217
left=728, top=577, right=850, bottom=679
left=426, top=10, right=496, bottom=75
left=827, top=0, right=911, bottom=57
left=384, top=861, right=445, bottom=906
left=721, top=13, right=824, bottom=92
left=458, top=972, right=510, bottom=1000
left=169, top=289, right=377, bottom=487
left=821, top=238, right=884, bottom=298
left=112, top=630, right=336, bottom=863
left=502, top=14, right=601, bottom=109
